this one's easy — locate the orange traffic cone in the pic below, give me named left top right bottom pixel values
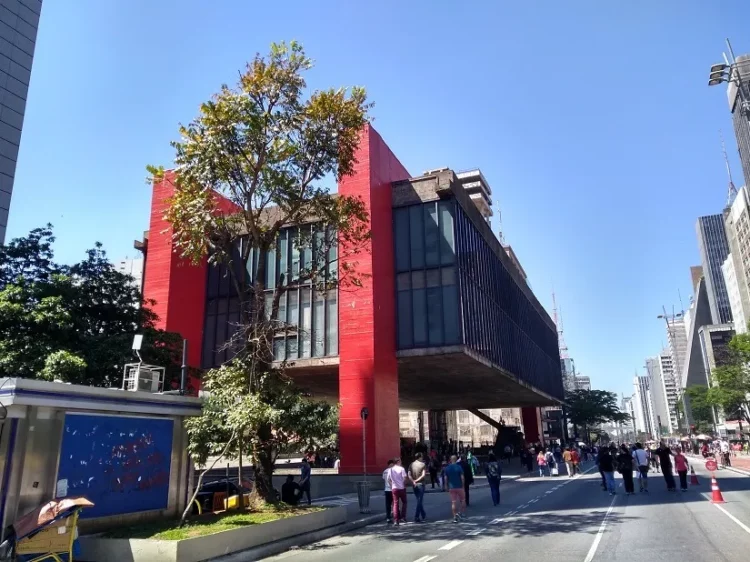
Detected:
left=690, top=467, right=700, bottom=486
left=710, top=476, right=725, bottom=503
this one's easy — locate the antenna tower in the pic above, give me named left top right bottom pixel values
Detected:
left=552, top=291, right=569, bottom=359
left=721, top=130, right=738, bottom=207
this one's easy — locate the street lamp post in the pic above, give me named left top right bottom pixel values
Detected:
left=708, top=40, right=750, bottom=119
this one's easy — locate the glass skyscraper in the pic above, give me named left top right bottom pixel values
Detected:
left=0, top=0, right=42, bottom=243
left=697, top=214, right=733, bottom=324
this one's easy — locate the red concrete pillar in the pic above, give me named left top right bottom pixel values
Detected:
left=337, top=125, right=410, bottom=474
left=521, top=406, right=543, bottom=445
left=142, top=171, right=208, bottom=379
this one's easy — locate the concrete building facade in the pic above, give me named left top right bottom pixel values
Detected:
left=0, top=0, right=42, bottom=243
left=723, top=185, right=750, bottom=333
left=633, top=375, right=656, bottom=439
left=727, top=55, right=750, bottom=189
left=697, top=214, right=733, bottom=324
left=575, top=375, right=591, bottom=391
left=140, top=125, right=564, bottom=472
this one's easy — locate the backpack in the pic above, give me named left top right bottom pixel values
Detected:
left=487, top=462, right=500, bottom=479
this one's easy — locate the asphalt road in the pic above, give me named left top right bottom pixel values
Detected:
left=261, top=461, right=750, bottom=562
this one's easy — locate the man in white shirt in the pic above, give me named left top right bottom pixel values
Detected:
left=721, top=440, right=731, bottom=467
left=632, top=443, right=649, bottom=493
left=382, top=460, right=395, bottom=524
left=389, top=458, right=410, bottom=525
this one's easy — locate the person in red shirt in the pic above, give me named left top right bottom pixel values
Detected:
left=570, top=449, right=581, bottom=474
left=674, top=449, right=690, bottom=491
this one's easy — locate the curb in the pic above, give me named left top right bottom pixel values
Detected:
left=210, top=513, right=384, bottom=561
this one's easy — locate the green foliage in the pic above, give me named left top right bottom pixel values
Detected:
left=702, top=330, right=750, bottom=423
left=0, top=226, right=185, bottom=387
left=156, top=41, right=371, bottom=503
left=186, top=359, right=339, bottom=468
left=683, top=385, right=715, bottom=433
left=566, top=389, right=630, bottom=429
left=40, top=350, right=87, bottom=382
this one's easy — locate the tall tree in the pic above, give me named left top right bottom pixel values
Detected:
left=706, top=331, right=750, bottom=424
left=683, top=385, right=715, bottom=434
left=153, top=41, right=372, bottom=502
left=566, top=389, right=630, bottom=441
left=0, top=226, right=183, bottom=387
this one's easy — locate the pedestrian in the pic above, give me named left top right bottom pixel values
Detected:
left=382, top=460, right=394, bottom=524
left=408, top=452, right=427, bottom=522
left=721, top=439, right=731, bottom=467
left=281, top=475, right=301, bottom=506
left=674, top=449, right=690, bottom=492
left=388, top=458, right=410, bottom=525
left=545, top=448, right=557, bottom=476
left=504, top=444, right=512, bottom=464
left=445, top=455, right=466, bottom=523
left=299, top=458, right=312, bottom=505
left=562, top=446, right=574, bottom=477
left=428, top=455, right=439, bottom=489
left=570, top=447, right=581, bottom=474
left=654, top=442, right=677, bottom=491
left=486, top=452, right=502, bottom=506
left=632, top=442, right=649, bottom=493
left=459, top=455, right=474, bottom=506
left=440, top=457, right=449, bottom=491
left=598, top=446, right=616, bottom=495
left=596, top=448, right=606, bottom=490
left=616, top=444, right=635, bottom=495
left=537, top=450, right=548, bottom=477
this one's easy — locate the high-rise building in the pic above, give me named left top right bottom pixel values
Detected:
left=722, top=254, right=747, bottom=333
left=727, top=55, right=750, bottom=189
left=622, top=395, right=636, bottom=431
left=561, top=357, right=577, bottom=393
left=115, top=257, right=144, bottom=292
left=723, top=185, right=750, bottom=333
left=633, top=375, right=656, bottom=439
left=0, top=0, right=42, bottom=243
left=665, top=315, right=687, bottom=388
left=659, top=351, right=680, bottom=432
left=645, top=356, right=671, bottom=436
left=574, top=375, right=591, bottom=391
left=697, top=215, right=733, bottom=324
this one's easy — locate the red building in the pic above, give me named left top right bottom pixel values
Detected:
left=140, top=125, right=563, bottom=473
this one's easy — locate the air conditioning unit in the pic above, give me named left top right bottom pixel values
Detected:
left=122, top=363, right=165, bottom=393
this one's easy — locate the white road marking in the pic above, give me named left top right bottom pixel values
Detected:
left=503, top=511, right=513, bottom=516
left=711, top=503, right=750, bottom=535
left=583, top=493, right=617, bottom=562
left=413, top=557, right=437, bottom=562
left=439, top=540, right=464, bottom=551
left=490, top=518, right=503, bottom=524
left=507, top=511, right=518, bottom=516
left=529, top=498, right=538, bottom=503
left=467, top=527, right=486, bottom=536
left=545, top=491, right=554, bottom=494
left=518, top=504, right=529, bottom=509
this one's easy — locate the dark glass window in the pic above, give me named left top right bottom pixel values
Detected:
left=424, top=204, right=440, bottom=267
left=394, top=208, right=410, bottom=272
left=409, top=205, right=425, bottom=269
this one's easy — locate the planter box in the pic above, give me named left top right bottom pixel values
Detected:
left=78, top=506, right=347, bottom=562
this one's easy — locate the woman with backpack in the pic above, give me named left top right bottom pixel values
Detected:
left=486, top=452, right=502, bottom=506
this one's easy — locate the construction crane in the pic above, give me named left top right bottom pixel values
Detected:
left=552, top=291, right=569, bottom=359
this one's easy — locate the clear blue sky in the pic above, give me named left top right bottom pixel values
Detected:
left=7, top=1, right=749, bottom=398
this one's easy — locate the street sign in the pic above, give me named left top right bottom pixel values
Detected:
left=705, top=459, right=718, bottom=472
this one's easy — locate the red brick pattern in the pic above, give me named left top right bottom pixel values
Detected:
left=337, top=125, right=410, bottom=473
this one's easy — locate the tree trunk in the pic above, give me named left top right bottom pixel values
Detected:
left=237, top=430, right=243, bottom=511
left=253, top=424, right=276, bottom=502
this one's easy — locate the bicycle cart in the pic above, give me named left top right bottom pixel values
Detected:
left=0, top=497, right=93, bottom=562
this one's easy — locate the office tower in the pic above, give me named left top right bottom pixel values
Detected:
left=727, top=55, right=750, bottom=189
left=574, top=375, right=591, bottom=391
left=723, top=186, right=750, bottom=333
left=561, top=357, right=577, bottom=393
left=697, top=215, right=733, bottom=324
left=0, top=0, right=42, bottom=243
left=633, top=375, right=656, bottom=439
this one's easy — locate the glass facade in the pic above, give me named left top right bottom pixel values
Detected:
left=202, top=226, right=338, bottom=369
left=697, top=214, right=733, bottom=324
left=393, top=200, right=461, bottom=349
left=394, top=199, right=563, bottom=399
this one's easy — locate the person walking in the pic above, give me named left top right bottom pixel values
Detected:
left=616, top=444, right=635, bottom=495
left=674, top=449, right=690, bottom=492
left=486, top=452, right=502, bottom=506
left=459, top=455, right=474, bottom=506
left=598, top=446, right=616, bottom=495
left=654, top=442, right=677, bottom=492
left=389, top=458, right=410, bottom=525
left=299, top=458, right=312, bottom=505
left=428, top=455, right=439, bottom=489
left=382, top=460, right=394, bottom=524
left=563, top=447, right=574, bottom=477
left=537, top=450, right=548, bottom=477
left=632, top=443, right=649, bottom=493
left=444, top=455, right=466, bottom=523
left=570, top=447, right=581, bottom=474
left=409, top=453, right=427, bottom=522
left=545, top=448, right=557, bottom=476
